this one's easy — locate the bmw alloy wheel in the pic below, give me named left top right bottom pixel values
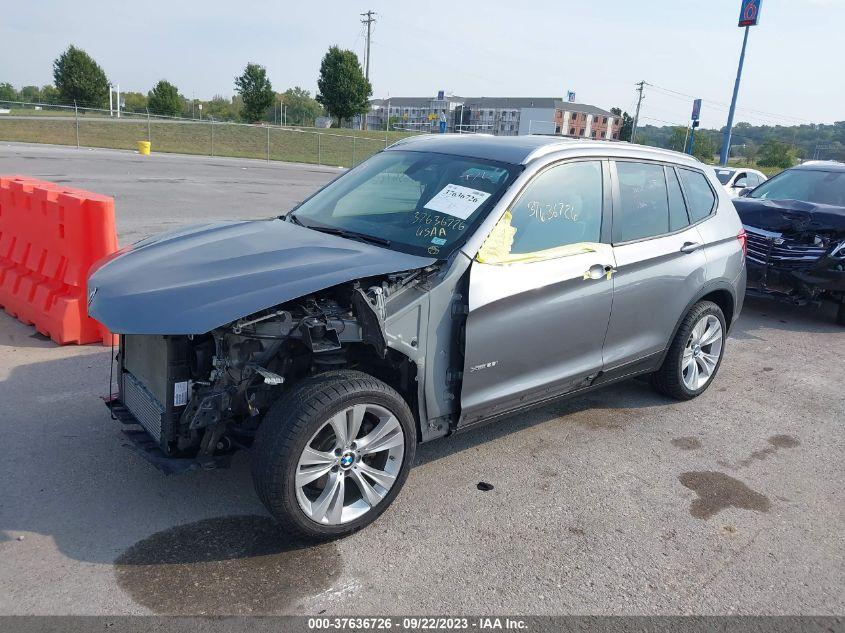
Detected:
left=682, top=314, right=723, bottom=391
left=295, top=403, right=405, bottom=525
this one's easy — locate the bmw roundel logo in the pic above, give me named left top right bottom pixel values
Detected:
left=340, top=453, right=355, bottom=468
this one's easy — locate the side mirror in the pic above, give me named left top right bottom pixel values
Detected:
left=738, top=187, right=753, bottom=197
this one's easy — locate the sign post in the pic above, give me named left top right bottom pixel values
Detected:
left=686, top=98, right=702, bottom=155
left=720, top=0, right=762, bottom=165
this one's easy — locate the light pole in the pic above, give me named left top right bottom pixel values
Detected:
left=720, top=0, right=762, bottom=165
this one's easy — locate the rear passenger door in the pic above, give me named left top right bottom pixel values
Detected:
left=602, top=160, right=709, bottom=372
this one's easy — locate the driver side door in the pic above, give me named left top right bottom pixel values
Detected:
left=459, top=159, right=615, bottom=426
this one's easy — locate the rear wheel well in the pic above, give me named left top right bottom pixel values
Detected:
left=700, top=289, right=734, bottom=330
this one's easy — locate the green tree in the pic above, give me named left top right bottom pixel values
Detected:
left=19, top=85, right=41, bottom=102
left=40, top=84, right=59, bottom=103
left=667, top=126, right=688, bottom=152
left=52, top=45, right=109, bottom=107
left=316, top=46, right=372, bottom=126
left=692, top=131, right=717, bottom=162
left=0, top=83, right=16, bottom=102
left=757, top=140, right=795, bottom=169
left=205, top=95, right=237, bottom=120
left=234, top=63, right=274, bottom=123
left=121, top=91, right=147, bottom=113
left=610, top=107, right=633, bottom=142
left=147, top=80, right=181, bottom=116
left=281, top=86, right=323, bottom=126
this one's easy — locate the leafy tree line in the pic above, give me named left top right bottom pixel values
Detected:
left=0, top=46, right=325, bottom=125
left=634, top=120, right=845, bottom=165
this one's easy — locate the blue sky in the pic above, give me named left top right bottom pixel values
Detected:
left=2, top=0, right=842, bottom=128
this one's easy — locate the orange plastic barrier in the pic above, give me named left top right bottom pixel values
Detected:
left=0, top=175, right=118, bottom=345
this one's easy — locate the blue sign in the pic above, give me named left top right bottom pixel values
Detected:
left=566, top=90, right=576, bottom=103
left=437, top=90, right=445, bottom=101
left=739, top=0, right=762, bottom=27
left=691, top=98, right=702, bottom=121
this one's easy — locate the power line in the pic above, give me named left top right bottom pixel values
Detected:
left=645, top=81, right=809, bottom=125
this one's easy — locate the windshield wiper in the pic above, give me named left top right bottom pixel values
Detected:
left=306, top=225, right=392, bottom=248
left=283, top=212, right=303, bottom=225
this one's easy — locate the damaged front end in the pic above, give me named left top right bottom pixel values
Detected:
left=108, top=271, right=433, bottom=473
left=736, top=199, right=845, bottom=306
left=88, top=217, right=440, bottom=473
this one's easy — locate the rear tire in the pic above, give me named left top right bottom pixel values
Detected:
left=836, top=300, right=845, bottom=327
left=651, top=301, right=726, bottom=401
left=252, top=370, right=416, bottom=539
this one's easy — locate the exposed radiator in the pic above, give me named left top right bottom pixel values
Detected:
left=122, top=371, right=166, bottom=442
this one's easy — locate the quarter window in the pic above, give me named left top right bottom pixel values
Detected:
left=666, top=167, right=690, bottom=231
left=507, top=161, right=604, bottom=254
left=613, top=161, right=670, bottom=242
left=678, top=168, right=716, bottom=222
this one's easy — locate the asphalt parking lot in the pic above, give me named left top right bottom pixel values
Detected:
left=0, top=143, right=843, bottom=616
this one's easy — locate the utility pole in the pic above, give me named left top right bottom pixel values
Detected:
left=630, top=80, right=645, bottom=144
left=361, top=10, right=376, bottom=130
left=361, top=11, right=376, bottom=82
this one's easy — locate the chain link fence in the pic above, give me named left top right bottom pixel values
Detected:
left=0, top=100, right=420, bottom=168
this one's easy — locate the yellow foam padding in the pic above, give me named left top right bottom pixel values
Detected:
left=476, top=210, right=598, bottom=265
left=476, top=210, right=517, bottom=263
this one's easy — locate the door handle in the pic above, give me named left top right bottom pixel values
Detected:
left=583, top=264, right=616, bottom=280
left=680, top=241, right=702, bottom=253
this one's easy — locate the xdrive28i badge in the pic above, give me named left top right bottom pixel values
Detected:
left=470, top=361, right=498, bottom=372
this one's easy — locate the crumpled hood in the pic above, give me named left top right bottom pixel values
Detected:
left=88, top=219, right=434, bottom=335
left=734, top=198, right=845, bottom=234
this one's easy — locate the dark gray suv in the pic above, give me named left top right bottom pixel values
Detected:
left=88, top=135, right=746, bottom=538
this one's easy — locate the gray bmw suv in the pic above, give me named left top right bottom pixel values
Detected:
left=88, top=135, right=746, bottom=538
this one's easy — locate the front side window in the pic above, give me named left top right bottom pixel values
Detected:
left=291, top=150, right=520, bottom=258
left=505, top=161, right=604, bottom=255
left=613, top=161, right=670, bottom=242
left=678, top=168, right=716, bottom=222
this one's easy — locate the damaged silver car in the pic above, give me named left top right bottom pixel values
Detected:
left=88, top=135, right=746, bottom=538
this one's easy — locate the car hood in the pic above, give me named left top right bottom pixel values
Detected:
left=734, top=197, right=845, bottom=234
left=88, top=218, right=435, bottom=335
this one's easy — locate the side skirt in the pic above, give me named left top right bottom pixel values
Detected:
left=450, top=351, right=663, bottom=436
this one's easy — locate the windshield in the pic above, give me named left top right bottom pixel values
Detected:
left=715, top=168, right=735, bottom=185
left=749, top=168, right=845, bottom=206
left=291, top=150, right=520, bottom=257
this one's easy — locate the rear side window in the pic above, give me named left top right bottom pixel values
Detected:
left=678, top=168, right=716, bottom=222
left=613, top=161, right=670, bottom=242
left=666, top=167, right=690, bottom=232
left=507, top=161, right=604, bottom=254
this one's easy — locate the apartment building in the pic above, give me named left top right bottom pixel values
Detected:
left=361, top=93, right=621, bottom=139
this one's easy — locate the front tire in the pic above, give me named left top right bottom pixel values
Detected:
left=836, top=300, right=845, bottom=327
left=252, top=370, right=416, bottom=539
left=652, top=301, right=726, bottom=400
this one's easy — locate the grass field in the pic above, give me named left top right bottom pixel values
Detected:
left=722, top=158, right=783, bottom=177
left=0, top=116, right=416, bottom=167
